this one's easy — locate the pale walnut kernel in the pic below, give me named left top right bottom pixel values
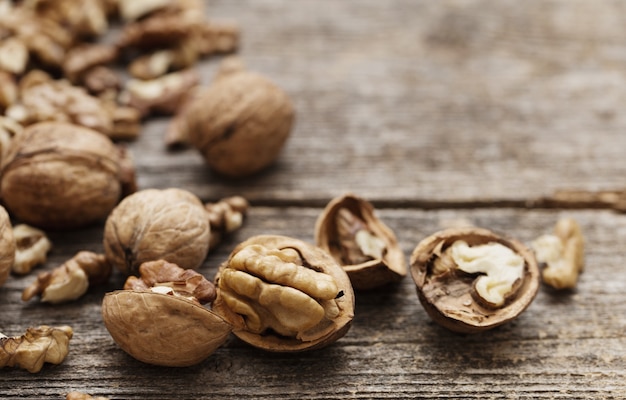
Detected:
left=22, top=251, right=111, bottom=303
left=436, top=240, right=525, bottom=308
left=12, top=224, right=52, bottom=275
left=66, top=392, right=109, bottom=400
left=0, top=325, right=73, bottom=373
left=532, top=217, right=585, bottom=290
left=205, top=196, right=249, bottom=250
left=0, top=205, right=15, bottom=287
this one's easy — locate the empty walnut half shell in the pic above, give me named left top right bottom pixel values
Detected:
left=410, top=227, right=539, bottom=334
left=212, top=235, right=354, bottom=352
left=103, top=188, right=210, bottom=276
left=102, top=260, right=231, bottom=367
left=315, top=194, right=406, bottom=290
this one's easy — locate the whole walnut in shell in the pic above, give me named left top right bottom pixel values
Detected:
left=0, top=205, right=15, bottom=286
left=0, top=122, right=135, bottom=230
left=103, top=188, right=211, bottom=276
left=181, top=58, right=295, bottom=177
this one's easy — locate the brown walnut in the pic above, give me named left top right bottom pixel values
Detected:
left=0, top=121, right=135, bottom=230
left=181, top=58, right=295, bottom=177
left=410, top=227, right=539, bottom=334
left=315, top=193, right=407, bottom=290
left=103, top=188, right=210, bottom=276
left=213, top=235, right=354, bottom=352
left=102, top=260, right=230, bottom=367
left=0, top=206, right=15, bottom=287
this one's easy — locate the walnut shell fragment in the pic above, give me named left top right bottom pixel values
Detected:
left=0, top=121, right=136, bottom=229
left=213, top=235, right=355, bottom=352
left=181, top=58, right=295, bottom=177
left=410, top=227, right=539, bottom=334
left=315, top=193, right=406, bottom=290
left=0, top=206, right=15, bottom=287
left=102, top=261, right=231, bottom=367
left=103, top=188, right=210, bottom=276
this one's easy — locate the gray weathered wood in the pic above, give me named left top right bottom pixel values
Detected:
left=1, top=0, right=626, bottom=398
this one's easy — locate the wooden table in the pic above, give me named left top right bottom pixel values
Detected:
left=2, top=1, right=626, bottom=398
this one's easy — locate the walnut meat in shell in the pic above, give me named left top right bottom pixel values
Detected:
left=102, top=259, right=231, bottom=367
left=0, top=206, right=15, bottom=286
left=410, top=227, right=539, bottom=333
left=213, top=235, right=355, bottom=352
left=182, top=59, right=295, bottom=177
left=315, top=193, right=407, bottom=290
left=102, top=290, right=231, bottom=367
left=0, top=122, right=134, bottom=230
left=103, top=188, right=210, bottom=276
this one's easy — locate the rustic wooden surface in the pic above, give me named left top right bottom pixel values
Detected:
left=2, top=0, right=626, bottom=398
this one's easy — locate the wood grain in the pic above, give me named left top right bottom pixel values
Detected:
left=1, top=0, right=626, bottom=398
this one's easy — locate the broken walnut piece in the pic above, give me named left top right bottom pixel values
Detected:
left=66, top=392, right=109, bottom=400
left=213, top=235, right=355, bottom=352
left=0, top=205, right=15, bottom=287
left=12, top=224, right=52, bottom=275
left=0, top=325, right=73, bottom=373
left=315, top=193, right=406, bottom=290
left=531, top=217, right=585, bottom=290
left=22, top=251, right=111, bottom=303
left=102, top=261, right=230, bottom=367
left=410, top=227, right=540, bottom=334
left=123, top=260, right=216, bottom=305
left=205, top=196, right=249, bottom=250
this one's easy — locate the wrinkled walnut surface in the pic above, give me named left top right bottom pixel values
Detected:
left=183, top=60, right=295, bottom=177
left=410, top=227, right=540, bottom=334
left=0, top=325, right=73, bottom=373
left=0, top=205, right=15, bottom=286
left=0, top=121, right=130, bottom=229
left=315, top=193, right=406, bottom=290
left=102, top=290, right=231, bottom=367
left=103, top=188, right=210, bottom=276
left=213, top=234, right=354, bottom=352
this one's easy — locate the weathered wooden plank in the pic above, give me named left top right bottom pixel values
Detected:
left=1, top=208, right=624, bottom=399
left=132, top=0, right=626, bottom=205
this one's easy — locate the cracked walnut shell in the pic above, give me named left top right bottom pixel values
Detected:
left=213, top=235, right=354, bottom=352
left=0, top=121, right=135, bottom=230
left=410, top=227, right=539, bottom=333
left=102, top=260, right=231, bottom=367
left=181, top=59, right=295, bottom=177
left=315, top=193, right=407, bottom=290
left=103, top=188, right=211, bottom=276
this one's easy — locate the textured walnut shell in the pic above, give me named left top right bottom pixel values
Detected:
left=213, top=235, right=355, bottom=352
left=103, top=188, right=210, bottom=276
left=184, top=66, right=295, bottom=178
left=410, top=227, right=540, bottom=334
left=315, top=194, right=406, bottom=290
left=0, top=122, right=129, bottom=230
left=0, top=205, right=15, bottom=286
left=102, top=291, right=232, bottom=367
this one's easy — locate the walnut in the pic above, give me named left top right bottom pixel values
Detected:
left=205, top=196, right=249, bottom=250
left=0, top=116, right=22, bottom=162
left=12, top=224, right=52, bottom=275
left=7, top=73, right=114, bottom=135
left=180, top=58, right=295, bottom=177
left=103, top=188, right=211, bottom=276
left=315, top=193, right=407, bottom=290
left=62, top=43, right=118, bottom=84
left=532, top=218, right=585, bottom=290
left=0, top=325, right=73, bottom=373
left=0, top=205, right=15, bottom=287
left=213, top=235, right=355, bottom=352
left=22, top=251, right=111, bottom=303
left=66, top=392, right=109, bottom=400
left=102, top=260, right=230, bottom=367
left=0, top=37, right=29, bottom=75
left=0, top=121, right=136, bottom=229
left=121, top=68, right=200, bottom=117
left=0, top=71, right=18, bottom=111
left=410, top=227, right=540, bottom=333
